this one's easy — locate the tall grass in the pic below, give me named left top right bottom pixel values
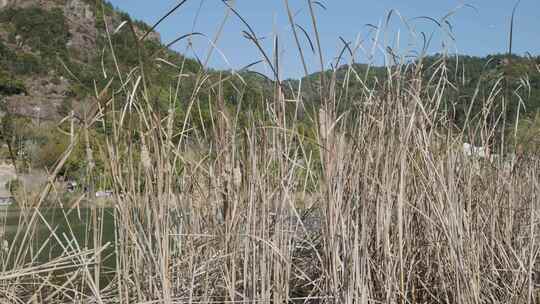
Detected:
left=1, top=2, right=540, bottom=303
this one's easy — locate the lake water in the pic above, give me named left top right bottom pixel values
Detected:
left=0, top=207, right=116, bottom=279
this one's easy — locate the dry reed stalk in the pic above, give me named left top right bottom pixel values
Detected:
left=2, top=2, right=540, bottom=304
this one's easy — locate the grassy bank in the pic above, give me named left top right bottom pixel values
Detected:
left=2, top=2, right=540, bottom=303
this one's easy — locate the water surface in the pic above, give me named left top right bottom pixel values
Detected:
left=0, top=207, right=116, bottom=278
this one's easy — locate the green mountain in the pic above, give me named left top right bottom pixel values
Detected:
left=296, top=54, right=540, bottom=131
left=0, top=0, right=199, bottom=119
left=0, top=0, right=277, bottom=175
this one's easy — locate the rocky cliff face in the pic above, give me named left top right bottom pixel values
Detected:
left=1, top=0, right=97, bottom=62
left=0, top=0, right=161, bottom=121
left=5, top=75, right=70, bottom=121
left=63, top=0, right=97, bottom=62
left=0, top=0, right=67, bottom=10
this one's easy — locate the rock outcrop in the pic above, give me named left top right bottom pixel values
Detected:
left=0, top=0, right=163, bottom=121
left=4, top=75, right=70, bottom=121
left=63, top=0, right=96, bottom=62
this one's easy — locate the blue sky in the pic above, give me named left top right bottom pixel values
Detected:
left=108, top=0, right=539, bottom=78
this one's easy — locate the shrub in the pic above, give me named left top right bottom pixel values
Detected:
left=0, top=7, right=70, bottom=65
left=13, top=53, right=44, bottom=75
left=34, top=133, right=70, bottom=170
left=514, top=112, right=540, bottom=155
left=0, top=69, right=26, bottom=95
left=6, top=178, right=22, bottom=196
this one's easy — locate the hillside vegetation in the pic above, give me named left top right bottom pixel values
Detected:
left=0, top=1, right=278, bottom=176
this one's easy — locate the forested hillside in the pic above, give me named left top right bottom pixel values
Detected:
left=299, top=54, right=540, bottom=125
left=0, top=0, right=272, bottom=176
left=296, top=53, right=540, bottom=153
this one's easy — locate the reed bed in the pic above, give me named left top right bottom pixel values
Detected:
left=1, top=2, right=540, bottom=303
